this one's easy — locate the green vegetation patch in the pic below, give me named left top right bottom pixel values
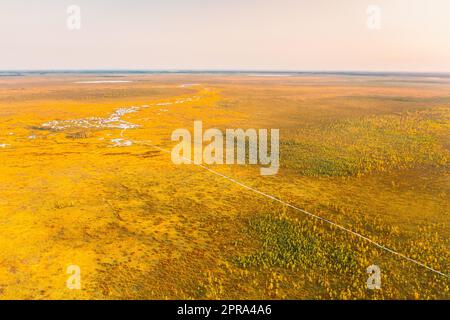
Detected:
left=235, top=215, right=358, bottom=273
left=282, top=108, right=450, bottom=177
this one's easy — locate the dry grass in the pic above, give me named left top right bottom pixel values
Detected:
left=0, top=74, right=448, bottom=299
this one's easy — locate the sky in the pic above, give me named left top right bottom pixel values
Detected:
left=0, top=0, right=449, bottom=72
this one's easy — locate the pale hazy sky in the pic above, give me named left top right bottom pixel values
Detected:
left=1, top=0, right=449, bottom=71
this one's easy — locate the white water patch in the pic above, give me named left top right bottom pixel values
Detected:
left=110, top=138, right=133, bottom=147
left=151, top=97, right=198, bottom=107
left=40, top=92, right=203, bottom=147
left=155, top=102, right=172, bottom=106
left=245, top=74, right=292, bottom=77
left=74, top=80, right=133, bottom=84
left=179, top=83, right=200, bottom=88
left=0, top=144, right=10, bottom=148
left=41, top=106, right=141, bottom=131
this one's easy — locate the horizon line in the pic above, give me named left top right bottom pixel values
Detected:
left=1, top=68, right=450, bottom=74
